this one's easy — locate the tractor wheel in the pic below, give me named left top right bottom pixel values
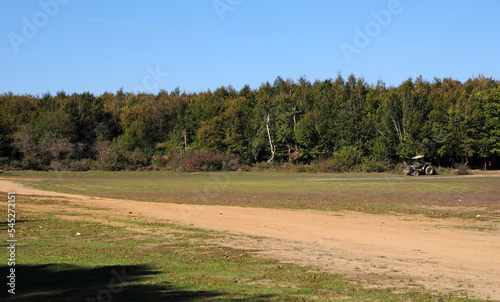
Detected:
left=425, top=166, right=435, bottom=175
left=412, top=170, right=420, bottom=176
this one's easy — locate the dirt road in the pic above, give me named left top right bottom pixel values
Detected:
left=1, top=179, right=499, bottom=300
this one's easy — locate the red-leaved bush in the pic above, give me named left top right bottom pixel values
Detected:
left=187, top=150, right=218, bottom=171
left=186, top=149, right=239, bottom=172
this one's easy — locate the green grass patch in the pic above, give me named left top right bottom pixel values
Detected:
left=6, top=171, right=500, bottom=220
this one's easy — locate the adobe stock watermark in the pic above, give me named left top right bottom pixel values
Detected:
left=133, top=65, right=168, bottom=93
left=6, top=193, right=16, bottom=296
left=8, top=0, right=70, bottom=54
left=180, top=172, right=236, bottom=225
left=197, top=172, right=233, bottom=200
left=86, top=267, right=131, bottom=302
left=339, top=0, right=407, bottom=63
left=213, top=0, right=243, bottom=21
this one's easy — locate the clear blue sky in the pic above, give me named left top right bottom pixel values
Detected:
left=1, top=0, right=499, bottom=95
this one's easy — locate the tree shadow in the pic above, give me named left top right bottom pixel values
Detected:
left=0, top=264, right=276, bottom=301
left=0, top=220, right=29, bottom=231
left=0, top=264, right=209, bottom=301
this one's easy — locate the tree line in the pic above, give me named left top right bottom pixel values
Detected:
left=1, top=74, right=499, bottom=172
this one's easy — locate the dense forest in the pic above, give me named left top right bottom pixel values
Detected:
left=1, top=74, right=499, bottom=172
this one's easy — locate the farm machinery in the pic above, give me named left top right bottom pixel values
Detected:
left=403, top=155, right=435, bottom=176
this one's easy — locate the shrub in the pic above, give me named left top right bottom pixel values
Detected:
left=310, top=147, right=364, bottom=173
left=174, top=149, right=241, bottom=172
left=93, top=138, right=148, bottom=171
left=219, top=153, right=240, bottom=171
left=167, top=152, right=188, bottom=171
left=333, top=146, right=363, bottom=170
left=251, top=161, right=278, bottom=171
left=21, top=153, right=43, bottom=170
left=0, top=157, right=9, bottom=170
left=452, top=163, right=470, bottom=175
left=126, top=150, right=148, bottom=170
left=47, top=159, right=94, bottom=171
left=311, top=152, right=394, bottom=173
left=6, top=160, right=21, bottom=170
left=69, top=159, right=94, bottom=171
left=49, top=160, right=67, bottom=171
left=360, top=158, right=394, bottom=173
left=186, top=150, right=218, bottom=171
left=151, top=154, right=169, bottom=168
left=310, top=157, right=339, bottom=173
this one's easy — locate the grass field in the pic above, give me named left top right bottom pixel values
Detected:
left=1, top=171, right=499, bottom=301
left=8, top=171, right=500, bottom=219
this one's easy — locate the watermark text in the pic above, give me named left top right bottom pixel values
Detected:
left=134, top=65, right=168, bottom=93
left=6, top=192, right=16, bottom=295
left=8, top=0, right=70, bottom=53
left=340, top=0, right=405, bottom=63
left=86, top=267, right=131, bottom=302
left=213, top=0, right=243, bottom=21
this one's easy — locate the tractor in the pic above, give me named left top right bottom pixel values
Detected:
left=403, top=155, right=435, bottom=176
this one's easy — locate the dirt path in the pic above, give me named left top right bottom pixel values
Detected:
left=1, top=179, right=499, bottom=300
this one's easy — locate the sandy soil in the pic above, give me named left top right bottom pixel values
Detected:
left=1, top=178, right=499, bottom=300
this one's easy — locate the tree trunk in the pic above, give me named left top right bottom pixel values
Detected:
left=266, top=113, right=275, bottom=163
left=183, top=130, right=187, bottom=150
left=293, top=106, right=297, bottom=129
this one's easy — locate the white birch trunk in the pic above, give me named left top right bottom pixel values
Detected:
left=266, top=113, right=275, bottom=163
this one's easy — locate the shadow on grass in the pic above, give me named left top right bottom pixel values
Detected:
left=1, top=264, right=276, bottom=301
left=0, top=221, right=29, bottom=231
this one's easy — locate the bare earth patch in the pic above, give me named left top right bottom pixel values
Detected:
left=1, top=178, right=499, bottom=300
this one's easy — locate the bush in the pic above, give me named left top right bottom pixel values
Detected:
left=6, top=160, right=22, bottom=170
left=21, top=153, right=43, bottom=170
left=0, top=157, right=9, bottom=170
left=452, top=164, right=470, bottom=175
left=94, top=138, right=148, bottom=171
left=277, top=162, right=314, bottom=173
left=47, top=159, right=94, bottom=171
left=251, top=161, right=278, bottom=171
left=219, top=153, right=240, bottom=171
left=311, top=147, right=364, bottom=172
left=167, top=152, right=188, bottom=171
left=360, top=158, right=394, bottom=173
left=310, top=157, right=339, bottom=173
left=164, top=149, right=240, bottom=172
left=333, top=146, right=363, bottom=170
left=311, top=153, right=394, bottom=173
left=69, top=159, right=94, bottom=171
left=126, top=150, right=148, bottom=170
left=186, top=150, right=218, bottom=171
left=151, top=154, right=170, bottom=168
left=49, top=160, right=67, bottom=171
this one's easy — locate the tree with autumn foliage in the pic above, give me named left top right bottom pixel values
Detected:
left=1, top=74, right=499, bottom=171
